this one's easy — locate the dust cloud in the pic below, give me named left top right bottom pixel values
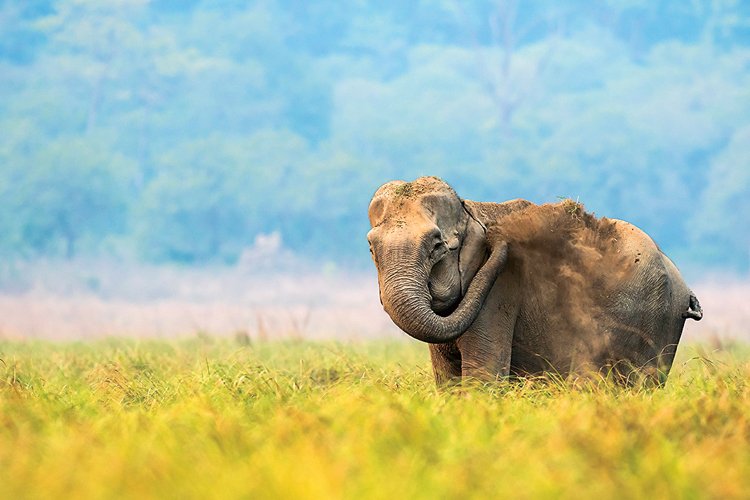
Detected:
left=489, top=201, right=674, bottom=371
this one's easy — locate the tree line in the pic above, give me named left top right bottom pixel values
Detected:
left=0, top=0, right=748, bottom=271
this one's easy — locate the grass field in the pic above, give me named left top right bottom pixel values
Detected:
left=1, top=338, right=749, bottom=499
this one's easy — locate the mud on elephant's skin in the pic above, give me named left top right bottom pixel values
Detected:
left=367, top=176, right=702, bottom=385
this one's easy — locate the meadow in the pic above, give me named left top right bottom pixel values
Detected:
left=1, top=338, right=749, bottom=499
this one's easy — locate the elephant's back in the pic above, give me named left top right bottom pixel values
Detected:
left=607, top=219, right=662, bottom=265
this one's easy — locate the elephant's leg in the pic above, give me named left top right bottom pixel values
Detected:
left=429, top=342, right=462, bottom=386
left=456, top=269, right=520, bottom=381
left=457, top=332, right=512, bottom=381
left=457, top=302, right=516, bottom=381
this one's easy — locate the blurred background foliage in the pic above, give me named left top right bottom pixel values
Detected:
left=0, top=0, right=748, bottom=272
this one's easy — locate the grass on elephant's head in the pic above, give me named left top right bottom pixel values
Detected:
left=1, top=337, right=749, bottom=500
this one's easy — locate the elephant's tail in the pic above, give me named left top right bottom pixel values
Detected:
left=682, top=293, right=703, bottom=321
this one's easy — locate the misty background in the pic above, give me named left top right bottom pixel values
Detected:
left=0, top=0, right=748, bottom=340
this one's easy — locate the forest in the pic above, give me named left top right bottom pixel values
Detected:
left=1, top=0, right=748, bottom=272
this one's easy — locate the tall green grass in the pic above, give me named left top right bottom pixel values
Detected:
left=1, top=338, right=748, bottom=499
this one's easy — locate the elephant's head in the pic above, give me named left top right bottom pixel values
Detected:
left=367, top=177, right=508, bottom=343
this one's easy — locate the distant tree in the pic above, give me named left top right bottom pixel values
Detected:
left=34, top=0, right=152, bottom=132
left=2, top=136, right=136, bottom=258
left=136, top=131, right=310, bottom=263
left=177, top=2, right=327, bottom=141
left=31, top=0, right=221, bottom=167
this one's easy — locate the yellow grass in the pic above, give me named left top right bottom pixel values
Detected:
left=1, top=338, right=749, bottom=499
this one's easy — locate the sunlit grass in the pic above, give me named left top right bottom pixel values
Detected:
left=1, top=338, right=748, bottom=499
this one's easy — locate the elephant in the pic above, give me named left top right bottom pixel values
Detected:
left=367, top=176, right=703, bottom=385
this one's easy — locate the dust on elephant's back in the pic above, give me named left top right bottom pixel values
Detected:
left=488, top=200, right=656, bottom=364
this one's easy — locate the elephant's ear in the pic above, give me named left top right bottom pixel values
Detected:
left=459, top=213, right=489, bottom=295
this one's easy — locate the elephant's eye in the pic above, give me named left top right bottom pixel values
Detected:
left=430, top=240, right=447, bottom=261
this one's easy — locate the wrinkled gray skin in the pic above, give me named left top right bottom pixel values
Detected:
left=367, top=177, right=702, bottom=384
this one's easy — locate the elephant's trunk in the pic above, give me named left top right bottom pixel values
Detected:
left=380, top=242, right=508, bottom=344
